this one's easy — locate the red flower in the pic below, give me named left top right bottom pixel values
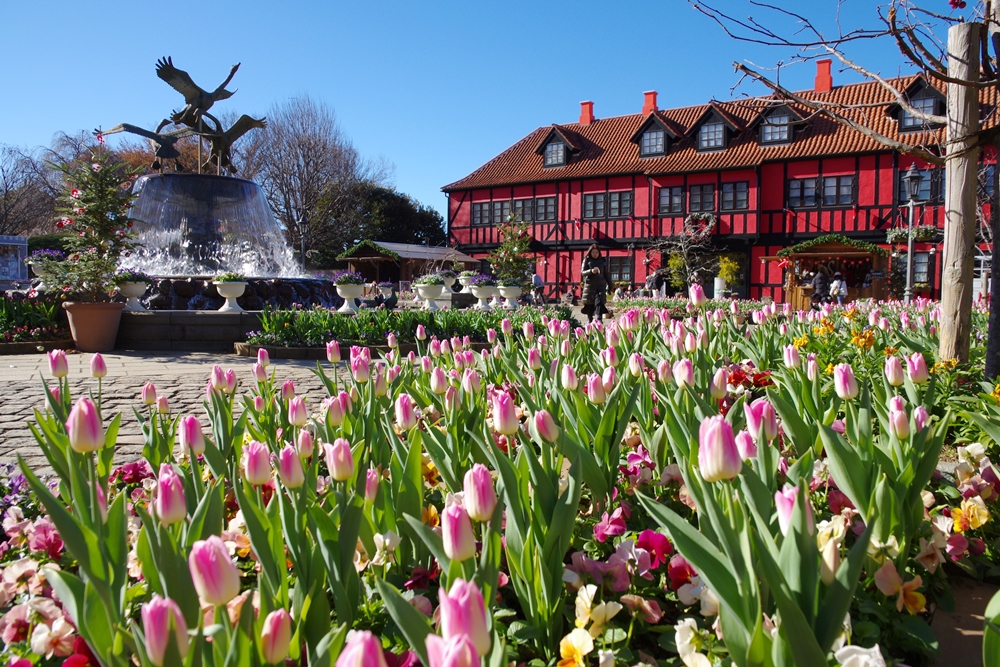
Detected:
left=636, top=529, right=673, bottom=569
left=667, top=553, right=697, bottom=591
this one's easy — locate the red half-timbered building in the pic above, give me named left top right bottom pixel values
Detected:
left=443, top=60, right=996, bottom=302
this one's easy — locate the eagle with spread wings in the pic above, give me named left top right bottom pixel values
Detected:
left=155, top=56, right=240, bottom=131
left=204, top=115, right=268, bottom=174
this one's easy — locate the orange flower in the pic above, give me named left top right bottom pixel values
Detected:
left=874, top=561, right=926, bottom=615
left=422, top=504, right=440, bottom=528
left=952, top=497, right=990, bottom=533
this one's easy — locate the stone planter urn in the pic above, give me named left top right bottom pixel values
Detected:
left=215, top=281, right=248, bottom=313
left=713, top=276, right=727, bottom=299
left=497, top=286, right=522, bottom=310
left=415, top=284, right=446, bottom=311
left=458, top=276, right=474, bottom=292
left=63, top=302, right=126, bottom=352
left=442, top=275, right=457, bottom=290
left=379, top=286, right=394, bottom=298
left=118, top=281, right=149, bottom=311
left=336, top=284, right=365, bottom=314
left=27, top=262, right=52, bottom=291
left=470, top=285, right=495, bottom=310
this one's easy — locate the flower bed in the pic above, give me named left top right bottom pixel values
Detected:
left=2, top=298, right=998, bottom=666
left=0, top=292, right=69, bottom=345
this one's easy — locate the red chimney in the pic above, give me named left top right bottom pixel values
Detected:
left=642, top=91, right=658, bottom=115
left=580, top=101, right=594, bottom=125
left=814, top=59, right=833, bottom=93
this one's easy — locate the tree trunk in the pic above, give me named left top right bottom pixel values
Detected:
left=986, top=4, right=1000, bottom=379
left=940, top=22, right=981, bottom=362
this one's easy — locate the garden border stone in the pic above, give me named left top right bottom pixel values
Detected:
left=0, top=339, right=75, bottom=355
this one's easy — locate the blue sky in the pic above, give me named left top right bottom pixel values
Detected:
left=0, top=1, right=940, bottom=218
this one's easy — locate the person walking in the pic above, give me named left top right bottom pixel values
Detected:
left=581, top=244, right=610, bottom=322
left=829, top=271, right=847, bottom=306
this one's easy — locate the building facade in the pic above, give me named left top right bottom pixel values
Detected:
left=443, top=60, right=995, bottom=302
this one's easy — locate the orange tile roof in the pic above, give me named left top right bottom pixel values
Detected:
left=443, top=76, right=994, bottom=191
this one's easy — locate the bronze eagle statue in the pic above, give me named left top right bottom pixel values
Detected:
left=155, top=56, right=240, bottom=131
left=203, top=115, right=267, bottom=174
left=97, top=123, right=201, bottom=170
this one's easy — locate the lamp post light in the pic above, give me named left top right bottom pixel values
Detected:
left=901, top=163, right=925, bottom=304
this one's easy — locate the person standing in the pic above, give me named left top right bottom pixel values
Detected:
left=531, top=272, right=545, bottom=304
left=581, top=244, right=610, bottom=322
left=829, top=271, right=847, bottom=306
left=810, top=269, right=830, bottom=309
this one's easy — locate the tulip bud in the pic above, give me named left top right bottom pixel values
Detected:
left=884, top=356, right=905, bottom=387
left=561, top=364, right=579, bottom=391
left=523, top=321, right=534, bottom=341
left=156, top=396, right=169, bottom=415
left=501, top=319, right=513, bottom=336
left=744, top=398, right=778, bottom=442
left=46, top=349, right=69, bottom=379
left=907, top=352, right=929, bottom=384
left=833, top=364, right=859, bottom=400
left=585, top=373, right=606, bottom=404
left=141, top=595, right=189, bottom=666
left=242, top=441, right=271, bottom=485
left=351, top=356, right=370, bottom=383
left=252, top=362, right=267, bottom=384
left=820, top=538, right=839, bottom=586
left=365, top=468, right=379, bottom=502
left=254, top=347, right=270, bottom=368
left=224, top=369, right=237, bottom=394
left=154, top=464, right=187, bottom=526
left=210, top=365, right=226, bottom=391
left=657, top=359, right=673, bottom=384
left=697, top=415, right=741, bottom=483
left=260, top=609, right=292, bottom=665
left=325, top=438, right=355, bottom=481
left=337, top=631, right=389, bottom=667
left=531, top=410, right=559, bottom=444
left=387, top=332, right=398, bottom=349
left=439, top=579, right=491, bottom=655
left=421, top=356, right=433, bottom=374
left=179, top=415, right=205, bottom=456
left=602, top=366, right=616, bottom=393
left=628, top=353, right=645, bottom=378
left=735, top=429, right=756, bottom=460
left=442, top=502, right=476, bottom=561
left=277, top=445, right=305, bottom=489
left=464, top=464, right=497, bottom=522
left=486, top=328, right=497, bottom=345
left=188, top=535, right=241, bottom=606
left=287, top=396, right=307, bottom=426
left=90, top=353, right=107, bottom=379
left=66, top=397, right=104, bottom=453
left=889, top=408, right=910, bottom=440
left=673, top=359, right=695, bottom=388
left=426, top=635, right=479, bottom=667
left=281, top=379, right=296, bottom=401
left=373, top=371, right=388, bottom=397
left=49, top=387, right=60, bottom=405
left=689, top=284, right=708, bottom=307
left=710, top=367, right=728, bottom=399
left=326, top=340, right=341, bottom=363
left=914, top=405, right=929, bottom=431
left=491, top=392, right=519, bottom=435
left=774, top=484, right=814, bottom=536
left=430, top=367, right=449, bottom=394
left=444, top=386, right=461, bottom=413
left=141, top=382, right=157, bottom=405
left=783, top=345, right=800, bottom=369
left=416, top=324, right=427, bottom=341
left=295, top=429, right=314, bottom=458
left=395, top=393, right=418, bottom=430
left=430, top=339, right=442, bottom=357
left=461, top=368, right=481, bottom=395
left=527, top=348, right=542, bottom=371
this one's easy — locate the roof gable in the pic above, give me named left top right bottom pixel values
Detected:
left=628, top=113, right=681, bottom=144
left=684, top=103, right=744, bottom=138
left=534, top=125, right=582, bottom=155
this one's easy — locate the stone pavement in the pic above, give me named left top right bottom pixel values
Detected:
left=0, top=350, right=336, bottom=474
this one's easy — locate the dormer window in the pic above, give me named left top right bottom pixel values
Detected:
left=544, top=142, right=566, bottom=167
left=640, top=129, right=665, bottom=156
left=761, top=112, right=791, bottom=143
left=699, top=122, right=725, bottom=150
left=902, top=96, right=937, bottom=129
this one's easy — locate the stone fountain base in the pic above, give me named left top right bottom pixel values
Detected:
left=142, top=277, right=341, bottom=311
left=116, top=311, right=262, bottom=352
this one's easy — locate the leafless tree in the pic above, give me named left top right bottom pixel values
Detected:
left=693, top=0, right=1000, bottom=373
left=0, top=145, right=57, bottom=236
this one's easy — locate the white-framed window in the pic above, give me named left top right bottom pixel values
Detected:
left=761, top=112, right=791, bottom=143
left=699, top=122, right=725, bottom=150
left=544, top=142, right=566, bottom=166
left=641, top=129, right=665, bottom=155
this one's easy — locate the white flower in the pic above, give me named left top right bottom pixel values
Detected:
left=834, top=644, right=886, bottom=667
left=674, top=617, right=700, bottom=659
left=30, top=617, right=75, bottom=658
left=958, top=443, right=986, bottom=466
left=371, top=531, right=402, bottom=567
left=866, top=535, right=899, bottom=563
left=598, top=649, right=615, bottom=667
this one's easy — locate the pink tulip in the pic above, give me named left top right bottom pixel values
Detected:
left=628, top=353, right=645, bottom=378
left=774, top=484, right=814, bottom=536
left=710, top=367, right=728, bottom=399
left=324, top=438, right=355, bottom=481
left=90, top=353, right=107, bottom=379
left=141, top=595, right=189, bottom=666
left=523, top=321, right=534, bottom=340
left=49, top=386, right=60, bottom=405
left=807, top=356, right=819, bottom=381
left=323, top=397, right=344, bottom=427
left=336, top=631, right=389, bottom=667
left=430, top=339, right=442, bottom=357
left=491, top=391, right=519, bottom=435
left=602, top=366, right=616, bottom=393
left=252, top=362, right=267, bottom=384
left=833, top=363, right=859, bottom=400
left=287, top=396, right=307, bottom=427
left=210, top=365, right=226, bottom=391
left=281, top=379, right=295, bottom=401
left=689, top=283, right=708, bottom=307
left=326, top=340, right=341, bottom=363
left=486, top=328, right=497, bottom=344
left=426, top=634, right=479, bottom=667
left=387, top=332, right=398, bottom=349
left=141, top=382, right=157, bottom=405
left=395, top=393, right=418, bottom=430
left=242, top=441, right=271, bottom=485
left=296, top=429, right=314, bottom=457
left=744, top=398, right=778, bottom=442
left=501, top=318, right=513, bottom=336
left=914, top=405, right=929, bottom=431
left=276, top=445, right=305, bottom=489
left=461, top=369, right=481, bottom=395
left=464, top=464, right=497, bottom=522
left=418, top=355, right=431, bottom=373
left=698, top=415, right=741, bottom=483
left=429, top=367, right=448, bottom=395
left=907, top=352, right=929, bottom=384
left=154, top=464, right=187, bottom=526
left=179, top=415, right=205, bottom=456
left=735, top=429, right=756, bottom=460
left=657, top=359, right=673, bottom=384
left=351, top=356, right=370, bottom=383
left=527, top=348, right=542, bottom=371
left=444, top=386, right=461, bottom=413
left=889, top=408, right=910, bottom=440
left=416, top=324, right=427, bottom=341
left=365, top=468, right=379, bottom=502
left=256, top=347, right=270, bottom=368
left=188, top=535, right=241, bottom=605
left=48, top=349, right=68, bottom=378
left=441, top=502, right=476, bottom=562
left=224, top=368, right=237, bottom=393
left=532, top=410, right=559, bottom=444
left=673, top=359, right=694, bottom=388
left=156, top=396, right=169, bottom=415
left=585, top=373, right=606, bottom=405
left=66, top=397, right=103, bottom=453
left=439, top=578, right=491, bottom=655
left=783, top=345, right=800, bottom=369
left=260, top=608, right=292, bottom=665
left=561, top=364, right=579, bottom=391
left=885, top=356, right=905, bottom=387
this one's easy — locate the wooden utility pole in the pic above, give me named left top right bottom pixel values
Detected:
left=940, top=22, right=981, bottom=362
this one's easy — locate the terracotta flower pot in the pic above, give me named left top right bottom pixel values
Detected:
left=63, top=302, right=126, bottom=353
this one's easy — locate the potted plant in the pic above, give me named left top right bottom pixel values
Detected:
left=28, top=149, right=141, bottom=352
left=213, top=272, right=248, bottom=312
left=332, top=270, right=366, bottom=314
left=376, top=281, right=395, bottom=298
left=24, top=249, right=66, bottom=291
left=497, top=278, right=523, bottom=310
left=716, top=255, right=741, bottom=298
left=458, top=270, right=478, bottom=292
left=114, top=268, right=154, bottom=311
left=468, top=273, right=498, bottom=310
left=437, top=269, right=458, bottom=290
left=413, top=273, right=446, bottom=311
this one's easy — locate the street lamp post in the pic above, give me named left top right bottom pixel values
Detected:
left=901, top=164, right=925, bottom=305
left=299, top=219, right=308, bottom=273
